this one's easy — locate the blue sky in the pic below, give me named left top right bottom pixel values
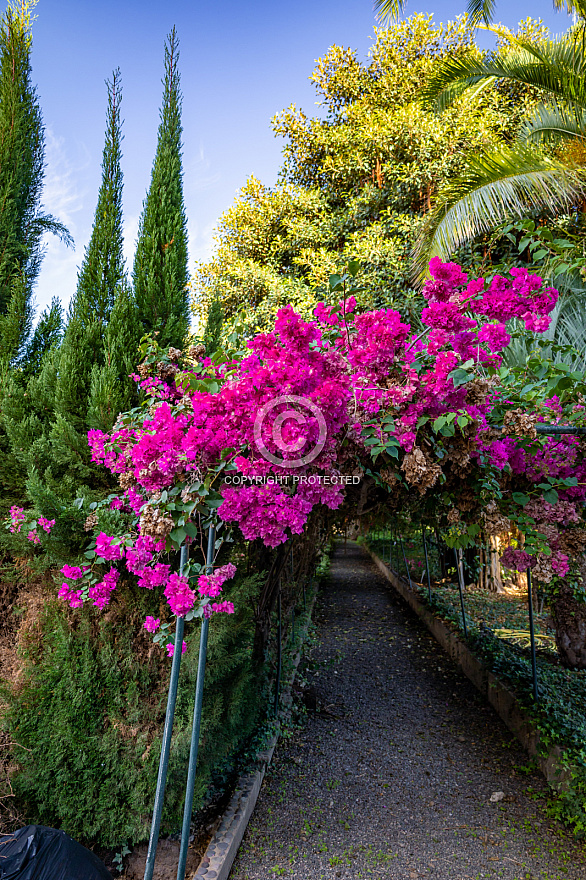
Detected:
left=30, top=0, right=570, bottom=317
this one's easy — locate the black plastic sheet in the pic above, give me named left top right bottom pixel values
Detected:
left=0, top=825, right=112, bottom=879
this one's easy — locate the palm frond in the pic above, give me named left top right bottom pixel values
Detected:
left=521, top=102, right=586, bottom=143
left=423, top=37, right=586, bottom=113
left=373, top=0, right=408, bottom=24
left=554, top=0, right=586, bottom=20
left=467, top=0, right=498, bottom=26
left=413, top=145, right=586, bottom=281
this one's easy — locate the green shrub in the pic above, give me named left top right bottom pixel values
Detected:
left=4, top=569, right=266, bottom=847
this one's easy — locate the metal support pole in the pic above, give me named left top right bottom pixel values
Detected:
left=454, top=548, right=468, bottom=639
left=422, top=527, right=431, bottom=602
left=398, top=532, right=412, bottom=589
left=273, top=582, right=282, bottom=716
left=176, top=527, right=215, bottom=880
left=435, top=526, right=445, bottom=579
left=144, top=544, right=189, bottom=880
left=526, top=569, right=539, bottom=702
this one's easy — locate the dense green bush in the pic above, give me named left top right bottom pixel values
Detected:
left=4, top=567, right=267, bottom=847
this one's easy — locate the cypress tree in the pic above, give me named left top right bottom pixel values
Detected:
left=132, top=27, right=189, bottom=349
left=55, top=68, right=127, bottom=426
left=203, top=295, right=224, bottom=354
left=1, top=301, right=62, bottom=501
left=0, top=0, right=70, bottom=368
left=0, top=1, right=70, bottom=506
left=28, top=69, right=138, bottom=506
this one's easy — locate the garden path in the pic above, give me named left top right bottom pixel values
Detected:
left=229, top=543, right=585, bottom=880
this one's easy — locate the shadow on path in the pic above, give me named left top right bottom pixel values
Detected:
left=229, top=542, right=585, bottom=879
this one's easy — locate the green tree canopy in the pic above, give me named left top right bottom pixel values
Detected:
left=193, top=16, right=537, bottom=334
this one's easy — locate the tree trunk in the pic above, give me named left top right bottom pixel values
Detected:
left=488, top=536, right=504, bottom=593
left=551, top=581, right=586, bottom=669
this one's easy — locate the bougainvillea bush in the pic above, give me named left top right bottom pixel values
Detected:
left=7, top=258, right=586, bottom=665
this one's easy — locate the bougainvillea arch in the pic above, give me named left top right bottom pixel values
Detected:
left=9, top=258, right=586, bottom=662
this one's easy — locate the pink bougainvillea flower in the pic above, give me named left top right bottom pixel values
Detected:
left=164, top=573, right=195, bottom=616
left=95, top=532, right=125, bottom=561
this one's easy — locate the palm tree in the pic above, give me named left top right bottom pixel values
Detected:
left=413, top=18, right=586, bottom=277
left=374, top=1, right=584, bottom=26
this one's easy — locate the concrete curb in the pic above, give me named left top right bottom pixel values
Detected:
left=365, top=546, right=573, bottom=792
left=191, top=586, right=318, bottom=880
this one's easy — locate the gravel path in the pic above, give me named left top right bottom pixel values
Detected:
left=229, top=543, right=586, bottom=880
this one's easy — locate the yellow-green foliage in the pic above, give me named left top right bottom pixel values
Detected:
left=193, top=15, right=539, bottom=336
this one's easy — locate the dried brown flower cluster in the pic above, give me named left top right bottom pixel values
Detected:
left=465, top=376, right=499, bottom=406
left=503, top=408, right=538, bottom=440
left=557, top=528, right=586, bottom=557
left=187, top=343, right=206, bottom=360
left=444, top=437, right=472, bottom=476
left=481, top=500, right=511, bottom=536
left=455, top=487, right=478, bottom=513
left=119, top=471, right=136, bottom=490
left=379, top=467, right=399, bottom=489
left=401, top=446, right=442, bottom=495
left=84, top=513, right=98, bottom=532
left=156, top=361, right=179, bottom=383
left=532, top=556, right=554, bottom=584
left=139, top=505, right=174, bottom=541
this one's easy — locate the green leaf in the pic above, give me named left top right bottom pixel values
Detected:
left=448, top=368, right=473, bottom=388
left=169, top=528, right=187, bottom=545
left=543, top=489, right=558, bottom=505
left=512, top=492, right=530, bottom=506
left=184, top=522, right=198, bottom=539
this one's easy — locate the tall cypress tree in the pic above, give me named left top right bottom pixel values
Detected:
left=27, top=69, right=138, bottom=507
left=55, top=68, right=128, bottom=427
left=0, top=1, right=70, bottom=506
left=132, top=27, right=189, bottom=349
left=0, top=0, right=70, bottom=368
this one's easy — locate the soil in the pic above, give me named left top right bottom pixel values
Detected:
left=229, top=542, right=586, bottom=880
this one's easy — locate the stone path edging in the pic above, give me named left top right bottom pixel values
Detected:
left=191, top=586, right=318, bottom=880
left=366, top=545, right=573, bottom=792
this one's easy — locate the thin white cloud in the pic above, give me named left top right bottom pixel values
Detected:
left=184, top=143, right=221, bottom=196
left=189, top=218, right=216, bottom=264
left=35, top=129, right=90, bottom=314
